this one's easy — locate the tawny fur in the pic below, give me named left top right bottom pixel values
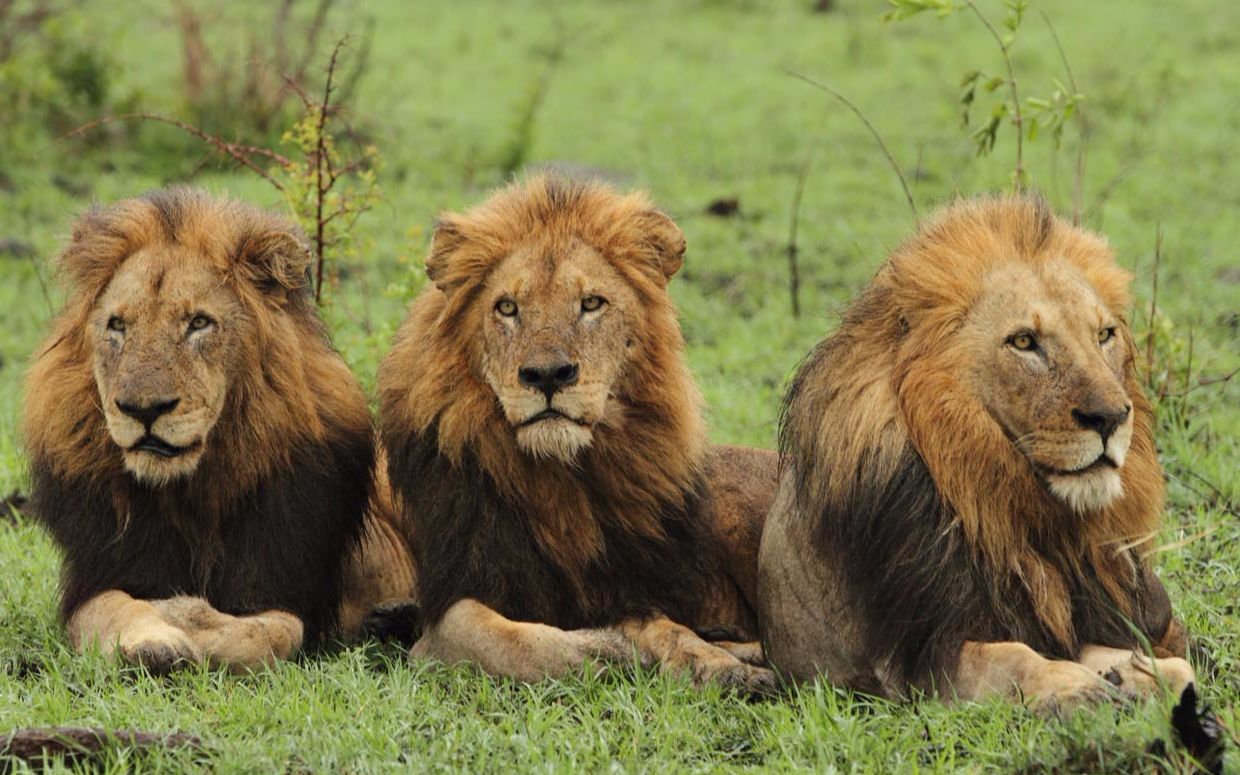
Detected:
left=380, top=177, right=775, bottom=692
left=758, top=195, right=1191, bottom=709
left=23, top=188, right=397, bottom=669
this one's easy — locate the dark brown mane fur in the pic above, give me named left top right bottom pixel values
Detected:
left=779, top=195, right=1171, bottom=691
left=379, top=177, right=717, bottom=629
left=24, top=188, right=373, bottom=640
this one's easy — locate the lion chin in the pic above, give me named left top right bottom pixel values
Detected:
left=515, top=418, right=594, bottom=462
left=120, top=446, right=206, bottom=486
left=1044, top=467, right=1124, bottom=514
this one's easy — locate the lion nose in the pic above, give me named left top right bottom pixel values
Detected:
left=518, top=362, right=579, bottom=400
left=116, top=398, right=180, bottom=430
left=1071, top=404, right=1130, bottom=441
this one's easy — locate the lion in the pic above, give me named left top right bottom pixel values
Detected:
left=757, top=195, right=1194, bottom=711
left=378, top=176, right=778, bottom=692
left=23, top=188, right=405, bottom=672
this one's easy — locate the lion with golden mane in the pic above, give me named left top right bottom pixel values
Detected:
left=379, top=176, right=776, bottom=692
left=758, top=196, right=1193, bottom=710
left=24, top=188, right=409, bottom=672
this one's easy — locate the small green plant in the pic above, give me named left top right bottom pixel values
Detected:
left=276, top=42, right=381, bottom=303
left=883, top=0, right=1083, bottom=192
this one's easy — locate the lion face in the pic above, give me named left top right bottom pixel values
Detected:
left=91, top=245, right=244, bottom=484
left=962, top=260, right=1134, bottom=513
left=478, top=241, right=639, bottom=462
left=409, top=177, right=691, bottom=467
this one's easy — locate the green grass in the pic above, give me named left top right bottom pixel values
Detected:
left=1, top=0, right=1238, bottom=771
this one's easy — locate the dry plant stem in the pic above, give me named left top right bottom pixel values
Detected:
left=788, top=71, right=919, bottom=223
left=1144, top=225, right=1162, bottom=390
left=312, top=42, right=342, bottom=302
left=786, top=123, right=826, bottom=318
left=64, top=113, right=292, bottom=190
left=964, top=0, right=1023, bottom=191
left=1039, top=8, right=1086, bottom=225
left=1179, top=327, right=1194, bottom=409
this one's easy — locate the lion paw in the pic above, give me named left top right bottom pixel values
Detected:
left=713, top=663, right=779, bottom=698
left=119, top=625, right=202, bottom=675
left=1102, top=654, right=1195, bottom=699
left=1028, top=662, right=1119, bottom=716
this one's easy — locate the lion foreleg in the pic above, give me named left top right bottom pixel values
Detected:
left=618, top=615, right=775, bottom=695
left=952, top=641, right=1118, bottom=713
left=149, top=597, right=304, bottom=672
left=1077, top=644, right=1194, bottom=698
left=66, top=590, right=203, bottom=674
left=410, top=598, right=634, bottom=682
left=711, top=640, right=767, bottom=666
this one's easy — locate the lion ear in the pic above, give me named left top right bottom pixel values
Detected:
left=425, top=216, right=469, bottom=293
left=637, top=210, right=686, bottom=283
left=237, top=229, right=314, bottom=297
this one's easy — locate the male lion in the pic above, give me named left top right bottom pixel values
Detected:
left=758, top=196, right=1194, bottom=710
left=24, top=188, right=404, bottom=672
left=379, top=176, right=777, bottom=692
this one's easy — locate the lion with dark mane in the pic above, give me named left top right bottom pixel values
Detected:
left=24, top=188, right=407, bottom=672
left=379, top=176, right=776, bottom=691
left=758, top=196, right=1193, bottom=710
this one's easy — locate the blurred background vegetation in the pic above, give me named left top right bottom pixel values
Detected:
left=0, top=0, right=1236, bottom=770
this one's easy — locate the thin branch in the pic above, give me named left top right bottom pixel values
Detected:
left=312, top=38, right=346, bottom=302
left=1085, top=159, right=1142, bottom=223
left=282, top=73, right=314, bottom=110
left=786, top=121, right=827, bottom=318
left=787, top=71, right=918, bottom=222
left=64, top=113, right=291, bottom=190
left=964, top=0, right=1023, bottom=190
left=1039, top=8, right=1086, bottom=224
left=1180, top=326, right=1194, bottom=407
left=1144, top=225, right=1162, bottom=389
left=291, top=0, right=335, bottom=82
left=0, top=728, right=202, bottom=763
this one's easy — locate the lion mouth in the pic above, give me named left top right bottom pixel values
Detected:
left=129, top=436, right=199, bottom=459
left=1044, top=455, right=1118, bottom=477
left=519, top=408, right=589, bottom=427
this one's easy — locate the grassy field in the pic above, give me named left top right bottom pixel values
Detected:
left=1, top=0, right=1238, bottom=771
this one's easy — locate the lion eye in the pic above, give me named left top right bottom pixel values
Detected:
left=581, top=295, right=607, bottom=313
left=495, top=299, right=518, bottom=317
left=1008, top=332, right=1038, bottom=352
left=106, top=316, right=126, bottom=332
left=188, top=314, right=214, bottom=333
left=1098, top=326, right=1116, bottom=344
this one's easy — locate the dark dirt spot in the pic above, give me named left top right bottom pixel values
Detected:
left=1215, top=266, right=1240, bottom=285
left=705, top=197, right=740, bottom=217
left=0, top=238, right=36, bottom=260
left=2, top=491, right=28, bottom=525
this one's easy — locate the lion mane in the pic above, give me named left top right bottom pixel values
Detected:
left=779, top=196, right=1174, bottom=690
left=24, top=188, right=374, bottom=641
left=378, top=177, right=718, bottom=631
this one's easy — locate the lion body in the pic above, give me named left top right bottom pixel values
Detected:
left=24, top=189, right=380, bottom=666
left=380, top=178, right=774, bottom=689
left=758, top=196, right=1187, bottom=704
